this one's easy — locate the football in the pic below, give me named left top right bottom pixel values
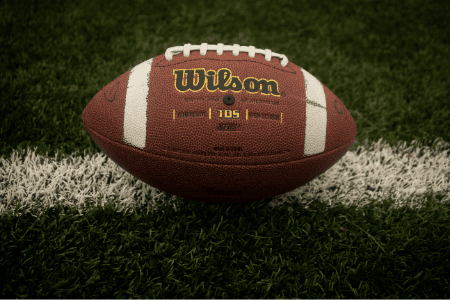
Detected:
left=82, top=43, right=357, bottom=203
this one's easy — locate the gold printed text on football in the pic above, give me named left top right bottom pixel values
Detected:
left=173, top=68, right=281, bottom=96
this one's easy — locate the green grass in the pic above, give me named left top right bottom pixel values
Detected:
left=1, top=190, right=449, bottom=298
left=1, top=0, right=450, bottom=162
left=1, top=0, right=450, bottom=298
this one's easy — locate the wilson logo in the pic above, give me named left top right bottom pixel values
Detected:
left=173, top=68, right=280, bottom=96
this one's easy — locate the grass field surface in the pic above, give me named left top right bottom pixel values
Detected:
left=1, top=0, right=449, bottom=298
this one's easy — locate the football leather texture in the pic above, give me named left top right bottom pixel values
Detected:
left=82, top=43, right=357, bottom=203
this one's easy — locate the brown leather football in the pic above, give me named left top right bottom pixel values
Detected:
left=82, top=43, right=357, bottom=203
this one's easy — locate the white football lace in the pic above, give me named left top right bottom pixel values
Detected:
left=164, top=43, right=289, bottom=67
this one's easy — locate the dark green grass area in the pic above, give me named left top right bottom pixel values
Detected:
left=1, top=0, right=450, bottom=298
left=1, top=0, right=450, bottom=162
left=1, top=191, right=449, bottom=298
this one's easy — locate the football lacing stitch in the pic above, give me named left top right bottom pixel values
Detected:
left=164, top=43, right=289, bottom=67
